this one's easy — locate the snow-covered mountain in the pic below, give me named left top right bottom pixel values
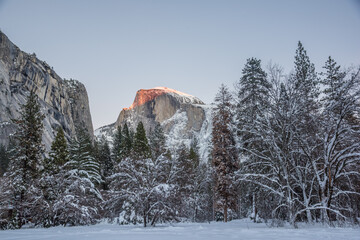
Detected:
left=0, top=31, right=93, bottom=149
left=95, top=87, right=213, bottom=162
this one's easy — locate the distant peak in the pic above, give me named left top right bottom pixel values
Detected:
left=123, top=87, right=203, bottom=110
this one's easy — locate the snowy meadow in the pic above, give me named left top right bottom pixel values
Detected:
left=1, top=219, right=359, bottom=240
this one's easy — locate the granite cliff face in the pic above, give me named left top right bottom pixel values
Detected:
left=0, top=31, right=93, bottom=149
left=96, top=87, right=212, bottom=162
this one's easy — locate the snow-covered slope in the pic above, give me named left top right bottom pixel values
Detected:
left=95, top=87, right=212, bottom=162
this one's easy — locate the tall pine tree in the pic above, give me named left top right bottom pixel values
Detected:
left=11, top=91, right=44, bottom=182
left=235, top=57, right=271, bottom=222
left=8, top=90, right=45, bottom=228
left=212, top=84, right=238, bottom=222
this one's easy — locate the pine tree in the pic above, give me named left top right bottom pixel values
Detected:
left=212, top=84, right=238, bottom=222
left=112, top=125, right=122, bottom=163
left=11, top=91, right=45, bottom=182
left=132, top=121, right=151, bottom=160
left=174, top=142, right=209, bottom=222
left=149, top=123, right=166, bottom=159
left=37, top=127, right=70, bottom=227
left=68, top=127, right=101, bottom=185
left=44, top=127, right=69, bottom=174
left=53, top=126, right=102, bottom=226
left=0, top=144, right=9, bottom=176
left=7, top=90, right=45, bottom=228
left=98, top=136, right=113, bottom=190
left=121, top=123, right=132, bottom=160
left=236, top=57, right=271, bottom=125
left=292, top=41, right=319, bottom=102
left=321, top=56, right=347, bottom=105
left=235, top=58, right=271, bottom=222
left=189, top=139, right=200, bottom=170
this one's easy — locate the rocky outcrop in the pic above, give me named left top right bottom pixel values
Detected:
left=96, top=87, right=212, bottom=162
left=0, top=31, right=93, bottom=149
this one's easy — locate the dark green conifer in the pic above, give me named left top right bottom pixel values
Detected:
left=120, top=123, right=132, bottom=159
left=132, top=122, right=151, bottom=160
left=149, top=123, right=166, bottom=159
left=112, top=125, right=122, bottom=162
left=188, top=141, right=200, bottom=170
left=11, top=90, right=45, bottom=183
left=98, top=136, right=113, bottom=190
left=8, top=90, right=45, bottom=228
left=0, top=144, right=9, bottom=176
left=69, top=127, right=101, bottom=185
left=45, top=127, right=69, bottom=174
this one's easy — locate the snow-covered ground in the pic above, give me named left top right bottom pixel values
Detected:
left=1, top=219, right=359, bottom=240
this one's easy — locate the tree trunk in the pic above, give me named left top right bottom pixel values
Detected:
left=224, top=204, right=228, bottom=222
left=150, top=212, right=158, bottom=227
left=306, top=209, right=312, bottom=223
left=143, top=211, right=147, bottom=227
left=252, top=193, right=257, bottom=223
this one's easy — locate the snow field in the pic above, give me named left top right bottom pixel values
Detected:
left=0, top=219, right=359, bottom=240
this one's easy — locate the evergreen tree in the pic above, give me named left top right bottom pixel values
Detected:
left=235, top=58, right=271, bottom=222
left=53, top=126, right=102, bottom=226
left=98, top=136, right=113, bottom=190
left=11, top=91, right=45, bottom=181
left=292, top=41, right=319, bottom=102
left=0, top=144, right=9, bottom=176
left=112, top=125, right=122, bottom=163
left=149, top=123, right=166, bottom=159
left=7, top=90, right=45, bottom=228
left=321, top=56, right=347, bottom=104
left=121, top=123, right=132, bottom=160
left=189, top=138, right=200, bottom=170
left=174, top=142, right=210, bottom=222
left=37, top=127, right=70, bottom=227
left=44, top=127, right=69, bottom=174
left=236, top=57, right=271, bottom=126
left=212, top=84, right=238, bottom=222
left=68, top=127, right=101, bottom=185
left=132, top=122, right=151, bottom=160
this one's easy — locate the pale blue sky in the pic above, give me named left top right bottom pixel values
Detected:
left=0, top=0, right=359, bottom=129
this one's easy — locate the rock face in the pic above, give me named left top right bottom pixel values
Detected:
left=96, top=87, right=212, bottom=162
left=0, top=31, right=93, bottom=149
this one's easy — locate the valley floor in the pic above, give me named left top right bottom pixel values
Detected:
left=0, top=219, right=359, bottom=240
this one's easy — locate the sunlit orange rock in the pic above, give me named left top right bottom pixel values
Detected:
left=123, top=87, right=193, bottom=110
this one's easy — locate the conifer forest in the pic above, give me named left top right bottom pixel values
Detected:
left=0, top=42, right=359, bottom=230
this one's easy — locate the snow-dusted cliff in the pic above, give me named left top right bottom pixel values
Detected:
left=0, top=31, right=93, bottom=149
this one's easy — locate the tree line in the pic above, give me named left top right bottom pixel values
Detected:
left=212, top=42, right=360, bottom=227
left=0, top=91, right=211, bottom=229
left=0, top=41, right=359, bottom=229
